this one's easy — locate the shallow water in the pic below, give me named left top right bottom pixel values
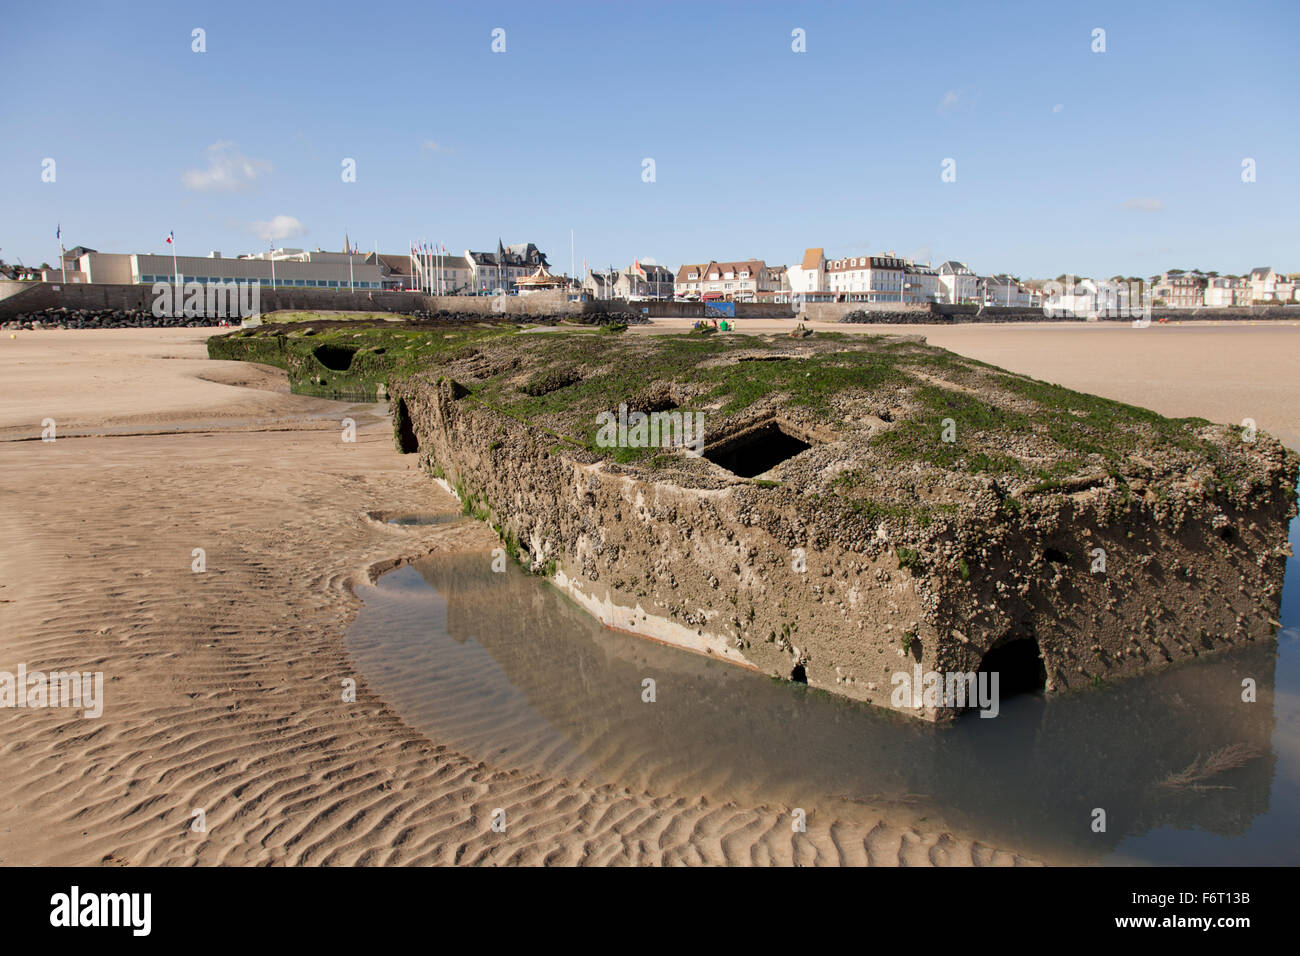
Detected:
left=348, top=500, right=1300, bottom=865
left=385, top=513, right=464, bottom=526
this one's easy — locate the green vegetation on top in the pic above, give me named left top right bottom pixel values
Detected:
left=208, top=321, right=1255, bottom=503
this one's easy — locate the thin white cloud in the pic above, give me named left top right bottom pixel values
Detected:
left=420, top=139, right=451, bottom=153
left=182, top=141, right=272, bottom=192
left=938, top=90, right=963, bottom=114
left=249, top=215, right=306, bottom=241
left=1123, top=198, right=1164, bottom=213
left=1052, top=103, right=1064, bottom=113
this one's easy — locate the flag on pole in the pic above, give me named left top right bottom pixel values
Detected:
left=56, top=224, right=61, bottom=241
left=165, top=231, right=174, bottom=245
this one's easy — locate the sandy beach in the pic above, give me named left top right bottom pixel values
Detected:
left=2, top=320, right=1297, bottom=866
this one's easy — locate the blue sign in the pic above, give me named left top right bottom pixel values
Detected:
left=704, top=301, right=735, bottom=317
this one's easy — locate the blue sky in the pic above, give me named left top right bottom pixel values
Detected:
left=2, top=0, right=1297, bottom=278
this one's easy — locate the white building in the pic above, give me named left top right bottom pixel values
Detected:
left=1248, top=266, right=1297, bottom=303
left=903, top=262, right=940, bottom=303
left=937, top=261, right=977, bottom=304
left=979, top=274, right=1037, bottom=308
left=825, top=254, right=906, bottom=302
left=465, top=241, right=550, bottom=293
left=788, top=248, right=827, bottom=294
left=1204, top=276, right=1251, bottom=307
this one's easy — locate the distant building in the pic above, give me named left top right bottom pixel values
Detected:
left=1247, top=266, right=1296, bottom=303
left=673, top=259, right=773, bottom=301
left=825, top=254, right=906, bottom=303
left=903, top=262, right=939, bottom=303
left=57, top=247, right=386, bottom=289
left=404, top=249, right=474, bottom=293
left=673, top=263, right=710, bottom=298
left=1204, top=275, right=1251, bottom=307
left=582, top=267, right=619, bottom=299
left=1150, top=271, right=1206, bottom=308
left=788, top=248, right=827, bottom=294
left=466, top=241, right=550, bottom=293
left=622, top=261, right=675, bottom=298
left=937, top=261, right=978, bottom=304
left=978, top=274, right=1037, bottom=308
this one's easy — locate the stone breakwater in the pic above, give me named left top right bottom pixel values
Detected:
left=388, top=333, right=1298, bottom=722
left=2, top=308, right=236, bottom=331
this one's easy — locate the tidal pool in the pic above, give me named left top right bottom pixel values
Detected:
left=385, top=513, right=464, bottom=526
left=347, top=502, right=1300, bottom=865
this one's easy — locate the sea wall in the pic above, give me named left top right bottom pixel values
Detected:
left=812, top=300, right=1300, bottom=324
left=0, top=282, right=608, bottom=319
left=7, top=280, right=1296, bottom=324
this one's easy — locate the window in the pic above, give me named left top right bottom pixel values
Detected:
left=294, top=279, right=306, bottom=286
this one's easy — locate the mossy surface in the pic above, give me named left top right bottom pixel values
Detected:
left=209, top=321, right=1283, bottom=518
left=208, top=323, right=517, bottom=400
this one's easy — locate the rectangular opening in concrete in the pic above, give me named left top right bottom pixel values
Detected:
left=703, top=420, right=813, bottom=478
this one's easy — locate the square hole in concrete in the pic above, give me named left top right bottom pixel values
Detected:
left=703, top=420, right=813, bottom=478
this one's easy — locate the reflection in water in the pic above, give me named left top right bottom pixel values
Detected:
left=348, top=502, right=1300, bottom=865
left=385, top=513, right=464, bottom=526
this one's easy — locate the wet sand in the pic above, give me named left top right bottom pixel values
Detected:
left=0, top=328, right=1040, bottom=865
left=2, top=322, right=1297, bottom=866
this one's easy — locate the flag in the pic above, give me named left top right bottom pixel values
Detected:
left=165, top=231, right=174, bottom=245
left=56, top=224, right=61, bottom=241
left=440, top=244, right=446, bottom=254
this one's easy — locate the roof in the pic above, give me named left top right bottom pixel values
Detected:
left=467, top=243, right=550, bottom=268
left=706, top=259, right=766, bottom=277
left=826, top=256, right=905, bottom=273
left=632, top=262, right=672, bottom=278
left=800, top=248, right=824, bottom=270
left=938, top=260, right=972, bottom=275
left=675, top=263, right=712, bottom=282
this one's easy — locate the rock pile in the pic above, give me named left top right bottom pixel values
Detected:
left=1, top=308, right=239, bottom=331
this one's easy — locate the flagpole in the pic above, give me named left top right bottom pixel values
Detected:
left=269, top=242, right=275, bottom=290
left=172, top=234, right=179, bottom=290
